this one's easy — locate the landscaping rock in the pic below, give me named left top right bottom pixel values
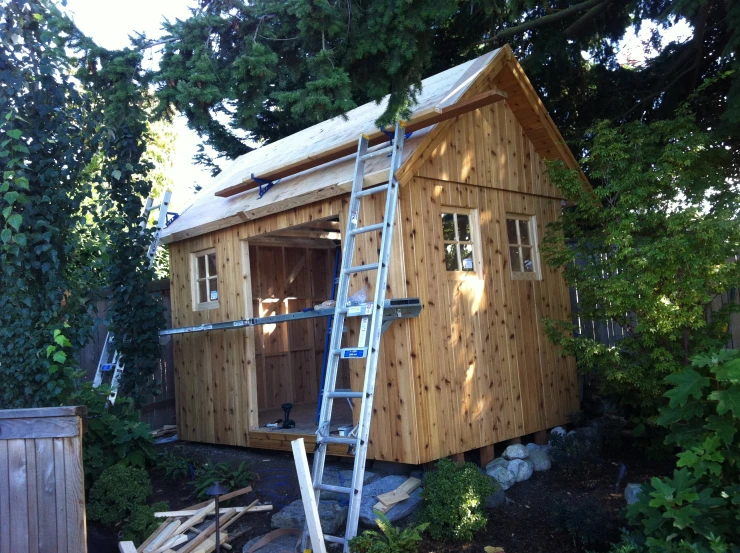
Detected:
left=550, top=426, right=566, bottom=437
left=243, top=531, right=300, bottom=553
left=359, top=475, right=424, bottom=527
left=502, top=444, right=529, bottom=460
left=487, top=465, right=516, bottom=490
left=320, top=469, right=377, bottom=500
left=507, top=459, right=533, bottom=482
left=485, top=489, right=506, bottom=509
left=271, top=499, right=348, bottom=534
left=527, top=447, right=551, bottom=471
left=625, top=483, right=643, bottom=505
left=485, top=457, right=510, bottom=473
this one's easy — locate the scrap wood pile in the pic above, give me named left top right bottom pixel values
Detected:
left=118, top=486, right=272, bottom=553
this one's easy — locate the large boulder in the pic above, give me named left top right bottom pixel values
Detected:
left=485, top=457, right=510, bottom=473
left=487, top=465, right=516, bottom=490
left=624, top=483, right=643, bottom=505
left=358, top=475, right=424, bottom=527
left=526, top=447, right=551, bottom=472
left=507, top=459, right=533, bottom=482
left=550, top=426, right=566, bottom=438
left=271, top=499, right=348, bottom=535
left=502, top=444, right=529, bottom=460
left=320, top=469, right=377, bottom=500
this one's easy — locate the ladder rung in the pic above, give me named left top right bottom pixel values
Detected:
left=323, top=535, right=348, bottom=545
left=315, top=483, right=353, bottom=494
left=355, top=184, right=389, bottom=198
left=327, top=390, right=364, bottom=399
left=350, top=222, right=385, bottom=236
left=318, top=436, right=357, bottom=446
left=343, top=262, right=379, bottom=274
left=361, top=146, right=393, bottom=160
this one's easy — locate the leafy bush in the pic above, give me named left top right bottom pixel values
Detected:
left=551, top=501, right=613, bottom=547
left=87, top=464, right=153, bottom=526
left=157, top=450, right=192, bottom=482
left=121, top=501, right=169, bottom=544
left=349, top=512, right=427, bottom=553
left=418, top=458, right=494, bottom=541
left=542, top=110, right=740, bottom=422
left=191, top=461, right=255, bottom=499
left=623, top=349, right=740, bottom=553
left=67, top=382, right=155, bottom=484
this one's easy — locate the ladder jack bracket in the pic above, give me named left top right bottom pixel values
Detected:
left=252, top=173, right=277, bottom=199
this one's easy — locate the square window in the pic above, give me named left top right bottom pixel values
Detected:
left=192, top=249, right=219, bottom=309
left=441, top=208, right=481, bottom=278
left=506, top=215, right=541, bottom=280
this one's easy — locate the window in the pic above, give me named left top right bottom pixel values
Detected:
left=506, top=215, right=541, bottom=280
left=442, top=208, right=481, bottom=278
left=192, top=249, right=218, bottom=309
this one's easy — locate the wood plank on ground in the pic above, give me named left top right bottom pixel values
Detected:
left=372, top=477, right=421, bottom=514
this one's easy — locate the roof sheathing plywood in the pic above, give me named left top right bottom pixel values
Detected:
left=162, top=46, right=585, bottom=244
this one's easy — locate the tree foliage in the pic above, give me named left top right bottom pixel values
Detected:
left=623, top=349, right=740, bottom=552
left=0, top=0, right=164, bottom=407
left=542, top=107, right=740, bottom=419
left=147, top=0, right=739, bottom=170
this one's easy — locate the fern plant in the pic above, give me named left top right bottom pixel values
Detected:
left=348, top=512, right=428, bottom=553
left=190, top=461, right=255, bottom=499
left=157, top=450, right=192, bottom=482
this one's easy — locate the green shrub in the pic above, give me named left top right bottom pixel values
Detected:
left=349, top=512, right=427, bottom=553
left=191, top=461, right=255, bottom=499
left=418, top=458, right=494, bottom=541
left=121, top=501, right=169, bottom=544
left=549, top=427, right=602, bottom=477
left=157, top=450, right=192, bottom=481
left=87, top=464, right=153, bottom=526
left=624, top=349, right=740, bottom=553
left=67, top=382, right=155, bottom=484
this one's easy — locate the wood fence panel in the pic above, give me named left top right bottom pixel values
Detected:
left=0, top=406, right=87, bottom=553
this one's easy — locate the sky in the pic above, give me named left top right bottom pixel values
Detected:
left=64, top=0, right=692, bottom=211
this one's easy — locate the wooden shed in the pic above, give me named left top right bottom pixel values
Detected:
left=160, top=45, right=580, bottom=465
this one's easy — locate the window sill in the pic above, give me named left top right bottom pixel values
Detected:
left=193, top=301, right=220, bottom=311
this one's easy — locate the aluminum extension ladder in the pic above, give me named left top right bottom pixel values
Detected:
left=92, top=190, right=172, bottom=404
left=302, top=122, right=407, bottom=552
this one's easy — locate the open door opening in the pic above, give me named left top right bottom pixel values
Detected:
left=248, top=217, right=354, bottom=436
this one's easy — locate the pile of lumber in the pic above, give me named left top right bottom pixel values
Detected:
left=150, top=425, right=178, bottom=439
left=118, top=486, right=272, bottom=553
left=372, top=477, right=421, bottom=515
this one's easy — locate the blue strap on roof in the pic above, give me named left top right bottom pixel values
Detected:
left=380, top=128, right=413, bottom=154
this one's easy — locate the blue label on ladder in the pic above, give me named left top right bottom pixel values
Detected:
left=341, top=348, right=368, bottom=359
left=101, top=363, right=113, bottom=372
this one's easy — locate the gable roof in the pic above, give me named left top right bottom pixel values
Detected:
left=161, top=46, right=580, bottom=244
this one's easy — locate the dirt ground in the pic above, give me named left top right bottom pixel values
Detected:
left=88, top=437, right=670, bottom=553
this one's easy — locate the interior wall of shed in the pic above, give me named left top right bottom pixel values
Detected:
left=247, top=242, right=353, bottom=430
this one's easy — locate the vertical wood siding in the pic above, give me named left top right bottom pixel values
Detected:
left=0, top=407, right=87, bottom=553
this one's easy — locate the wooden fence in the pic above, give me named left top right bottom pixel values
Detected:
left=78, top=280, right=176, bottom=429
left=0, top=406, right=87, bottom=553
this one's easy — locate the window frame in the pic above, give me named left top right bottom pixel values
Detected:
left=505, top=214, right=542, bottom=281
left=441, top=206, right=483, bottom=280
left=191, top=248, right=219, bottom=310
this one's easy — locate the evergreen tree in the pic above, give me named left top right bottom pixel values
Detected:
left=148, top=0, right=739, bottom=170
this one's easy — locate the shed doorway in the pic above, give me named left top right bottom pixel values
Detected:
left=247, top=218, right=353, bottom=436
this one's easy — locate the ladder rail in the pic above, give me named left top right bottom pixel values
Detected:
left=303, top=122, right=407, bottom=552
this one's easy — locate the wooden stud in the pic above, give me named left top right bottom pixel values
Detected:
left=479, top=445, right=495, bottom=468
left=534, top=430, right=547, bottom=446
left=449, top=453, right=465, bottom=465
left=291, top=438, right=327, bottom=553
